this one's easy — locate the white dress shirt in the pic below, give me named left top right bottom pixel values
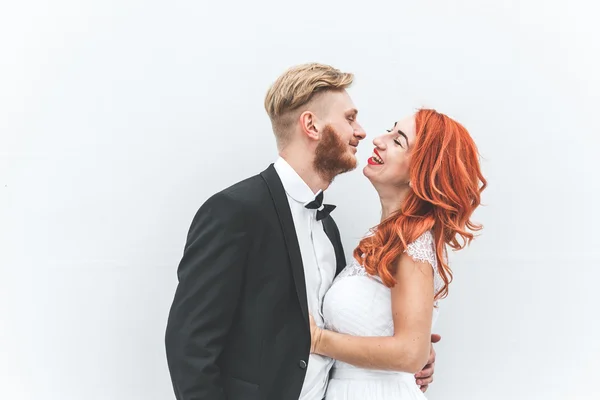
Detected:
left=273, top=157, right=336, bottom=400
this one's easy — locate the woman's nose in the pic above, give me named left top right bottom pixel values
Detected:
left=372, top=135, right=385, bottom=148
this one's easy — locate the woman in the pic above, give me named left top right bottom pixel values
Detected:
left=310, top=108, right=487, bottom=399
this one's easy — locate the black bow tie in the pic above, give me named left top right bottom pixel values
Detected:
left=304, top=191, right=336, bottom=221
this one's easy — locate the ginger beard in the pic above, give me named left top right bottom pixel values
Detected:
left=313, top=124, right=357, bottom=183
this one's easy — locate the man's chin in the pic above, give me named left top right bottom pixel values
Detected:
left=340, top=156, right=357, bottom=174
left=347, top=152, right=358, bottom=167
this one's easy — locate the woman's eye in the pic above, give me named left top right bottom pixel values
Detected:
left=394, top=138, right=404, bottom=148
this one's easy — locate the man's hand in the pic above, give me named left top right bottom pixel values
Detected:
left=416, top=333, right=441, bottom=392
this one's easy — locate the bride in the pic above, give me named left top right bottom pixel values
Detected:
left=310, top=108, right=487, bottom=399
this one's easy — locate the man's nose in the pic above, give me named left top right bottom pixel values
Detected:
left=354, top=125, right=366, bottom=140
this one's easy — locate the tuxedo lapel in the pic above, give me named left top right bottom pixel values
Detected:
left=260, top=164, right=309, bottom=325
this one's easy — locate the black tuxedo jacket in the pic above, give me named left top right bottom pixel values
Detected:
left=165, top=164, right=346, bottom=400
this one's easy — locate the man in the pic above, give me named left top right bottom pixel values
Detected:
left=165, top=63, right=437, bottom=400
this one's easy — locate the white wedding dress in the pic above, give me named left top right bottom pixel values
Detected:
left=322, top=231, right=444, bottom=400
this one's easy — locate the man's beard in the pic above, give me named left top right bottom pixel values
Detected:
left=313, top=124, right=357, bottom=183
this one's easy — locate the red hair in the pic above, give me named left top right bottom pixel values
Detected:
left=354, top=109, right=487, bottom=299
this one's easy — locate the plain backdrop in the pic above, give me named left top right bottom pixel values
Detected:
left=2, top=1, right=599, bottom=399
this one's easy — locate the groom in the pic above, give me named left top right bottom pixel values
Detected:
left=165, top=63, right=438, bottom=400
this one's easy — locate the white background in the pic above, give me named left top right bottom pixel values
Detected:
left=2, top=1, right=599, bottom=399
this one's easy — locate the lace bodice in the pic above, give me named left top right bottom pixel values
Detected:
left=335, top=230, right=444, bottom=296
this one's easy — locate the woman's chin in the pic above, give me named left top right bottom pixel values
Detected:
left=363, top=165, right=376, bottom=181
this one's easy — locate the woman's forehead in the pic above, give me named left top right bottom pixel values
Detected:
left=395, top=115, right=416, bottom=139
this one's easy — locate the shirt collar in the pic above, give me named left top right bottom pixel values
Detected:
left=273, top=157, right=323, bottom=204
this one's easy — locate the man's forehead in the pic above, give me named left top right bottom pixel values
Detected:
left=314, top=90, right=357, bottom=116
left=329, top=90, right=356, bottom=111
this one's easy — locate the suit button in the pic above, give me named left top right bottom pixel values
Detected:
left=298, top=360, right=307, bottom=369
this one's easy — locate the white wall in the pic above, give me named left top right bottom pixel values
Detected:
left=2, top=1, right=599, bottom=399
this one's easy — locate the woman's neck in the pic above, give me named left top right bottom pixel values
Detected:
left=378, top=185, right=411, bottom=222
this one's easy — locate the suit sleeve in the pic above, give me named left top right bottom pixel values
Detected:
left=165, top=192, right=251, bottom=400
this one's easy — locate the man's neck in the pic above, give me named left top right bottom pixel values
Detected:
left=279, top=151, right=330, bottom=194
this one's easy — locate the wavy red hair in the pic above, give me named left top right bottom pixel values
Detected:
left=354, top=109, right=487, bottom=299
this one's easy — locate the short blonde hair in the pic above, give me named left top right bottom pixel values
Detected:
left=264, top=63, right=354, bottom=148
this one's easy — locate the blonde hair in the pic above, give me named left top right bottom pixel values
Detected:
left=264, top=63, right=354, bottom=148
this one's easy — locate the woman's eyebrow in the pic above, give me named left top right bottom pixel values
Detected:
left=397, top=129, right=409, bottom=147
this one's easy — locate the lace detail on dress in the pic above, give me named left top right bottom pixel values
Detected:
left=334, top=231, right=444, bottom=295
left=405, top=230, right=444, bottom=297
left=334, top=258, right=386, bottom=285
left=405, top=231, right=437, bottom=270
left=336, top=258, right=370, bottom=279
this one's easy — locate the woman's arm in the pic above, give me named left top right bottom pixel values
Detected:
left=311, top=253, right=435, bottom=374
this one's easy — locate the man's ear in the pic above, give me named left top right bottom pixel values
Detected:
left=299, top=111, right=320, bottom=141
